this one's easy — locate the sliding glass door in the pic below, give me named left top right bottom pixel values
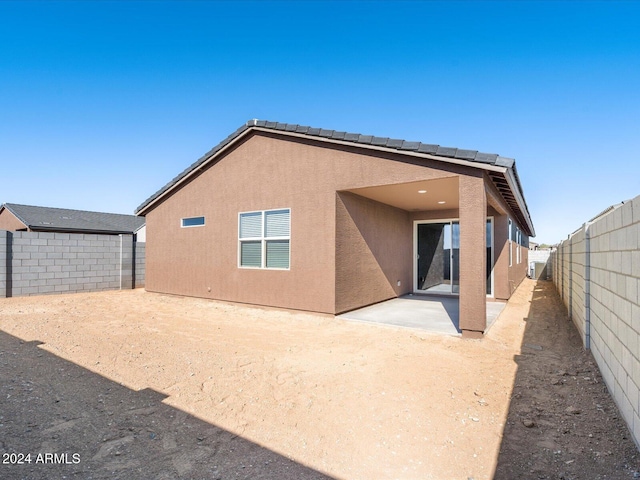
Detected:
left=415, top=221, right=459, bottom=294
left=415, top=219, right=493, bottom=296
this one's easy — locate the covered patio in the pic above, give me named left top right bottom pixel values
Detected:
left=338, top=172, right=494, bottom=338
left=338, top=294, right=506, bottom=336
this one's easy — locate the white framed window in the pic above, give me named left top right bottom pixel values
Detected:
left=239, top=208, right=290, bottom=269
left=516, top=228, right=522, bottom=264
left=181, top=216, right=205, bottom=228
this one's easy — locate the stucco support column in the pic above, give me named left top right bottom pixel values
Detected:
left=459, top=175, right=487, bottom=338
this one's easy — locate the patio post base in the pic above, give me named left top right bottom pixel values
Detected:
left=461, top=329, right=484, bottom=339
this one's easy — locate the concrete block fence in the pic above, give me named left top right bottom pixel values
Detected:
left=0, top=230, right=145, bottom=297
left=551, top=194, right=640, bottom=449
left=134, top=242, right=145, bottom=289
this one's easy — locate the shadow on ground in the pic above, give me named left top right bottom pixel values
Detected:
left=494, top=280, right=639, bottom=480
left=0, top=330, right=331, bottom=480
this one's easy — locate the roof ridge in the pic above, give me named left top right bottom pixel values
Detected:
left=248, top=119, right=502, bottom=162
left=3, top=203, right=145, bottom=233
left=5, top=202, right=139, bottom=218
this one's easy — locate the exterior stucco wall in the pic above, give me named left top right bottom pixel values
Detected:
left=508, top=239, right=529, bottom=294
left=494, top=212, right=530, bottom=300
left=522, top=247, right=530, bottom=284
left=0, top=209, right=27, bottom=231
left=335, top=192, right=411, bottom=313
left=144, top=132, right=472, bottom=314
left=144, top=135, right=338, bottom=314
left=144, top=131, right=531, bottom=320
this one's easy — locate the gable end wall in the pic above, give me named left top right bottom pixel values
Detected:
left=0, top=209, right=28, bottom=231
left=144, top=132, right=507, bottom=314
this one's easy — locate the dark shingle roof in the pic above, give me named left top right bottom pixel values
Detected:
left=135, top=119, right=534, bottom=235
left=2, top=203, right=145, bottom=234
left=252, top=120, right=505, bottom=161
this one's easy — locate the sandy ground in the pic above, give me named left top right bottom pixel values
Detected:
left=0, top=279, right=638, bottom=479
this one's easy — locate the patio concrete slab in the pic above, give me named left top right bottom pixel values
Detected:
left=337, top=294, right=506, bottom=335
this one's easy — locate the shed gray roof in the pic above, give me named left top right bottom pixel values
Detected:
left=136, top=119, right=534, bottom=236
left=2, top=203, right=145, bottom=234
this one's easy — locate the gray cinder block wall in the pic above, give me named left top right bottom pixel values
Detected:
left=134, top=242, right=145, bottom=289
left=0, top=230, right=145, bottom=297
left=120, top=234, right=134, bottom=290
left=0, top=230, right=8, bottom=298
left=551, top=194, right=640, bottom=449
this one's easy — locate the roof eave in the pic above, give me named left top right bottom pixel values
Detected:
left=135, top=126, right=255, bottom=216
left=504, top=168, right=536, bottom=237
left=29, top=225, right=135, bottom=235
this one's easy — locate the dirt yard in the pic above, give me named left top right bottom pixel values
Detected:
left=0, top=279, right=638, bottom=479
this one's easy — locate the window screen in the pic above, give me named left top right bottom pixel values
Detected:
left=239, top=209, right=290, bottom=269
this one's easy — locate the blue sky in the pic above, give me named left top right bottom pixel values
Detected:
left=1, top=1, right=638, bottom=244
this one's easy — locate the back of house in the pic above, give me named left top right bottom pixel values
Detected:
left=136, top=120, right=534, bottom=337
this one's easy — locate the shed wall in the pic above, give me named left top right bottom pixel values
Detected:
left=0, top=209, right=27, bottom=231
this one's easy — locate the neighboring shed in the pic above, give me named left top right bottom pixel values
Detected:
left=136, top=119, right=535, bottom=338
left=0, top=203, right=145, bottom=237
left=0, top=203, right=147, bottom=298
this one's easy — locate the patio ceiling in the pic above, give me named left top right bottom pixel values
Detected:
left=344, top=177, right=459, bottom=212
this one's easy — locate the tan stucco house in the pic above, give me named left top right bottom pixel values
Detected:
left=136, top=120, right=534, bottom=338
